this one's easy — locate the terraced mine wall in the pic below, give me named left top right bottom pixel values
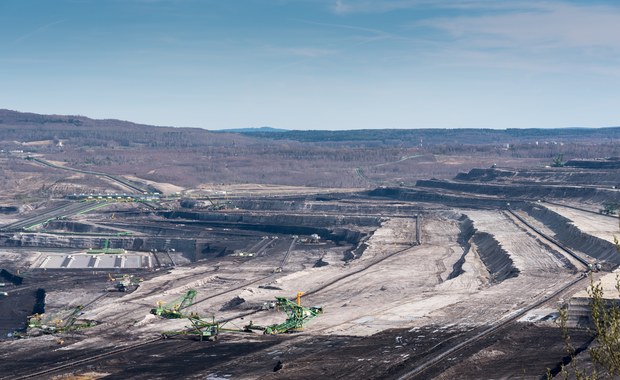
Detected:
left=102, top=222, right=206, bottom=239
left=523, top=204, right=620, bottom=265
left=0, top=210, right=373, bottom=261
left=367, top=187, right=511, bottom=208
left=472, top=232, right=520, bottom=283
left=567, top=296, right=620, bottom=328
left=231, top=197, right=341, bottom=211
left=565, top=159, right=620, bottom=169
left=0, top=211, right=373, bottom=261
left=416, top=179, right=620, bottom=203
left=159, top=211, right=376, bottom=244
left=1, top=233, right=197, bottom=257
left=231, top=197, right=425, bottom=216
left=448, top=216, right=519, bottom=283
left=455, top=168, right=518, bottom=182
left=456, top=168, right=620, bottom=187
left=44, top=221, right=125, bottom=234
left=161, top=210, right=381, bottom=227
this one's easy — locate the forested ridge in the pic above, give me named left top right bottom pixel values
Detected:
left=1, top=109, right=618, bottom=188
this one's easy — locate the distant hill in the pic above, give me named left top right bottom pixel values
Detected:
left=216, top=126, right=289, bottom=133
left=1, top=109, right=619, bottom=148
left=231, top=127, right=620, bottom=146
left=0, top=108, right=249, bottom=149
left=1, top=109, right=619, bottom=189
left=0, top=109, right=152, bottom=128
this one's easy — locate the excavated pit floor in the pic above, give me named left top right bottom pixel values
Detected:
left=0, top=181, right=614, bottom=379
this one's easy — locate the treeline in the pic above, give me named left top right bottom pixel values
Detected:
left=229, top=127, right=620, bottom=146
left=2, top=109, right=619, bottom=189
left=2, top=109, right=619, bottom=151
left=0, top=110, right=248, bottom=149
left=0, top=124, right=244, bottom=149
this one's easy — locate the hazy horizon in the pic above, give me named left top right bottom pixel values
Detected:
left=2, top=1, right=620, bottom=130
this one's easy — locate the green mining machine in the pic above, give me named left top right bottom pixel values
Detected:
left=244, top=294, right=323, bottom=335
left=107, top=273, right=142, bottom=292
left=26, top=306, right=97, bottom=336
left=150, top=289, right=198, bottom=319
left=161, top=316, right=227, bottom=341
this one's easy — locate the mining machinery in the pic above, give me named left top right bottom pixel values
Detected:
left=107, top=273, right=142, bottom=292
left=244, top=292, right=323, bottom=334
left=161, top=316, right=225, bottom=341
left=26, top=306, right=96, bottom=335
left=150, top=289, right=197, bottom=319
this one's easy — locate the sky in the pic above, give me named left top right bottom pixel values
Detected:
left=1, top=0, right=620, bottom=130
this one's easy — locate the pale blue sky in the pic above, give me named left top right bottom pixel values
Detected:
left=1, top=0, right=620, bottom=130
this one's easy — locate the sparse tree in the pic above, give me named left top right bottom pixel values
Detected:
left=552, top=154, right=565, bottom=167
left=552, top=220, right=620, bottom=379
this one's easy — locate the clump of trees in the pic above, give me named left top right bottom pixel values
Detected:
left=600, top=203, right=619, bottom=216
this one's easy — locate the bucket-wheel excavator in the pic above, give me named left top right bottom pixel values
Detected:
left=150, top=289, right=197, bottom=319
left=244, top=292, right=323, bottom=334
left=161, top=316, right=225, bottom=341
left=26, top=306, right=96, bottom=335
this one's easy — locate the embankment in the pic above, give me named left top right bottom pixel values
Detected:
left=522, top=204, right=620, bottom=265
left=448, top=215, right=519, bottom=283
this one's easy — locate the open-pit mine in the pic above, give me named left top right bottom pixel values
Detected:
left=1, top=151, right=619, bottom=379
